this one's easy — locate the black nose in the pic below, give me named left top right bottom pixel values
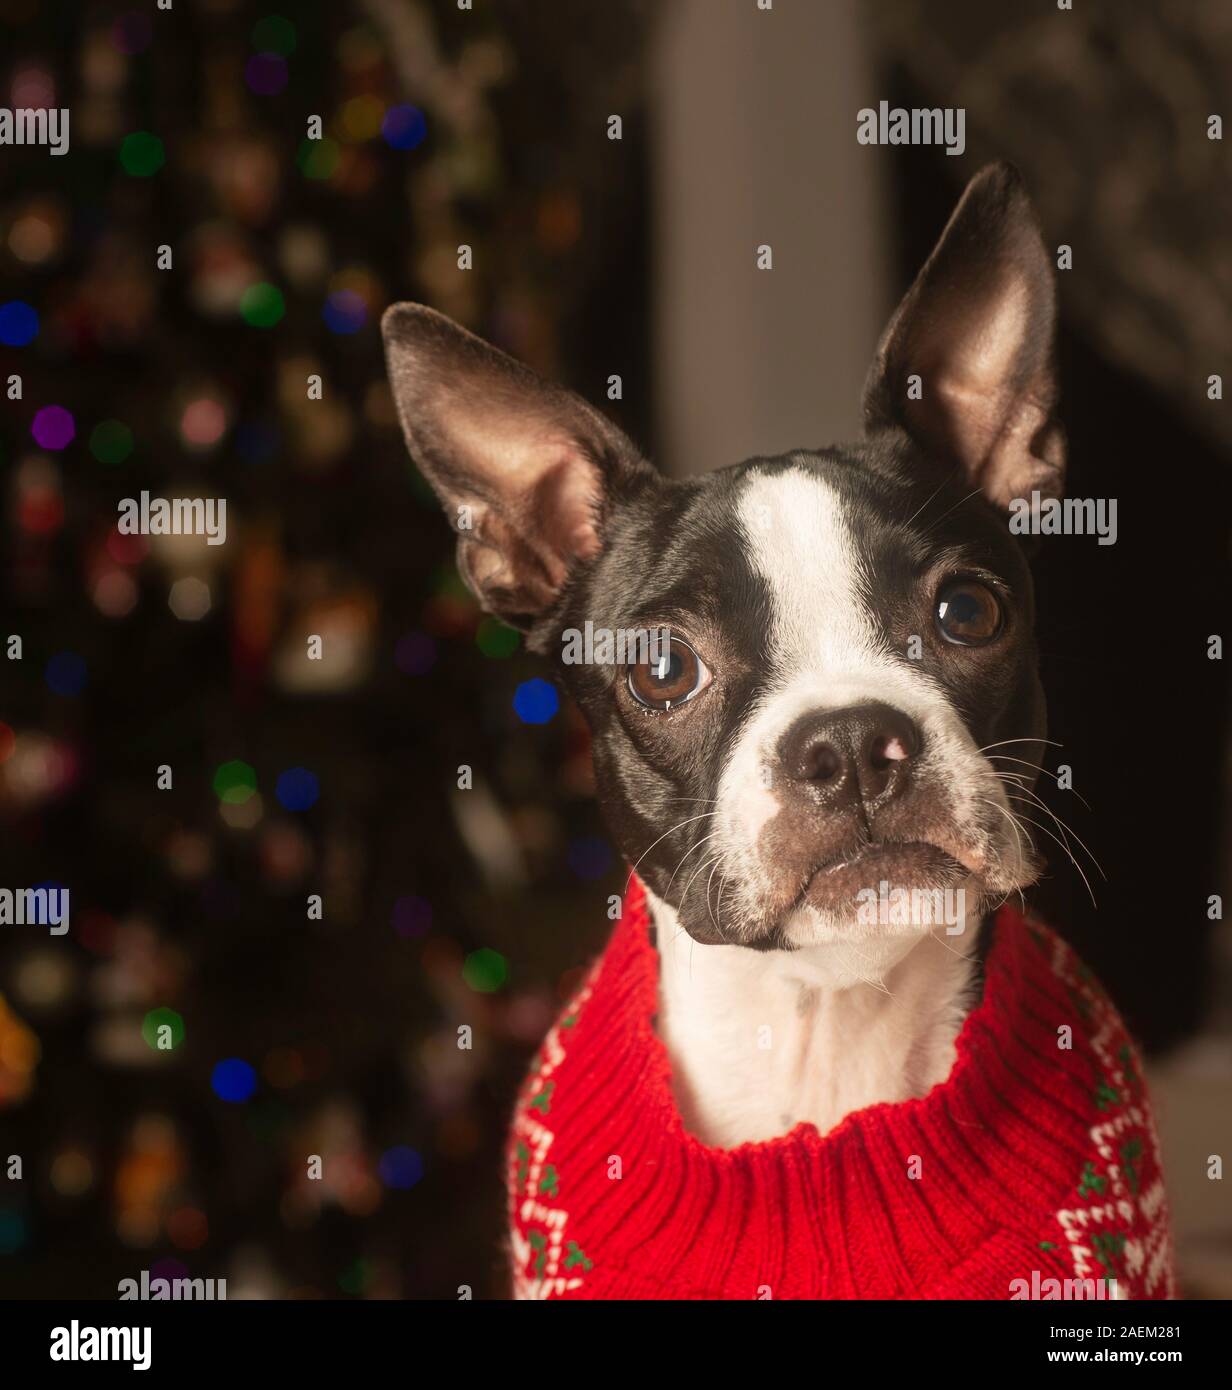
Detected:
left=779, top=702, right=921, bottom=812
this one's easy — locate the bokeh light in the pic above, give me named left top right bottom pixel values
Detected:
left=112, top=11, right=153, bottom=55
left=245, top=53, right=288, bottom=97
left=119, top=130, right=165, bottom=176
left=213, top=759, right=257, bottom=805
left=240, top=282, right=285, bottom=328
left=340, top=94, right=384, bottom=141
left=106, top=529, right=148, bottom=565
left=8, top=206, right=61, bottom=264
left=275, top=767, right=319, bottom=812
left=463, top=948, right=508, bottom=993
left=297, top=137, right=339, bottom=180
left=31, top=405, right=75, bottom=450
left=476, top=618, right=519, bottom=659
left=394, top=632, right=436, bottom=676
left=322, top=289, right=366, bottom=334
left=167, top=1206, right=209, bottom=1250
left=252, top=15, right=297, bottom=56
left=0, top=300, right=39, bottom=346
left=168, top=576, right=211, bottom=621
left=392, top=896, right=432, bottom=938
left=567, top=837, right=614, bottom=881
left=382, top=105, right=427, bottom=151
left=50, top=1150, right=94, bottom=1197
left=142, top=1007, right=186, bottom=1052
left=378, top=1146, right=423, bottom=1190
left=92, top=570, right=139, bottom=618
left=179, top=396, right=228, bottom=448
left=0, top=1210, right=27, bottom=1256
left=45, top=651, right=87, bottom=696
left=89, top=419, right=134, bottom=463
left=220, top=792, right=264, bottom=830
left=513, top=678, right=559, bottom=725
left=211, top=1058, right=257, bottom=1103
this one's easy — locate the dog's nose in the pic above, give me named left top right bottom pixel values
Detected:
left=779, top=702, right=921, bottom=812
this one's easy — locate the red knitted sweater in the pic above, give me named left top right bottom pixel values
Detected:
left=507, top=879, right=1176, bottom=1300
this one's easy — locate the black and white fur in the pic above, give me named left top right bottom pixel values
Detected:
left=383, top=163, right=1066, bottom=1146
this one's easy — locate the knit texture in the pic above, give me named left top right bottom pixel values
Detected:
left=507, top=878, right=1177, bottom=1300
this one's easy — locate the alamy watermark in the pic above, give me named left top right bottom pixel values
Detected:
left=0, top=886, right=69, bottom=935
left=50, top=1322, right=150, bottom=1371
left=1008, top=492, right=1117, bottom=546
left=856, top=880, right=965, bottom=934
left=562, top=621, right=670, bottom=666
left=857, top=101, right=965, bottom=157
left=0, top=107, right=70, bottom=156
left=1009, top=1270, right=1119, bottom=1300
left=117, top=492, right=227, bottom=546
left=119, top=1270, right=226, bottom=1300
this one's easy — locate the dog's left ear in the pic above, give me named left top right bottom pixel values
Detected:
left=382, top=303, right=649, bottom=630
left=862, top=161, right=1065, bottom=509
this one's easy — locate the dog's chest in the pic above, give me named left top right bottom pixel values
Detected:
left=651, top=894, right=977, bottom=1146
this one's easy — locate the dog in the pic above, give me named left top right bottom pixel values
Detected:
left=383, top=163, right=1176, bottom=1299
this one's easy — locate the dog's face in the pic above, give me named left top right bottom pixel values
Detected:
left=384, top=163, right=1066, bottom=950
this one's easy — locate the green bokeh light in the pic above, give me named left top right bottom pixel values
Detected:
left=252, top=15, right=297, bottom=56
left=240, top=282, right=285, bottom=328
left=297, top=137, right=340, bottom=180
left=142, top=1007, right=185, bottom=1052
left=476, top=618, right=519, bottom=659
left=119, top=131, right=165, bottom=176
left=90, top=420, right=134, bottom=464
left=338, top=1258, right=371, bottom=1295
left=213, top=759, right=257, bottom=804
left=463, top=948, right=508, bottom=993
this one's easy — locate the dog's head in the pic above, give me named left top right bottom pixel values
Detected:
left=383, top=162, right=1064, bottom=949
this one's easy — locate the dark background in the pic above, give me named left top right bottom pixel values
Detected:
left=1, top=0, right=1228, bottom=1299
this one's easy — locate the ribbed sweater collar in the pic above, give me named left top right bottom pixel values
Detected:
left=508, top=877, right=1175, bottom=1299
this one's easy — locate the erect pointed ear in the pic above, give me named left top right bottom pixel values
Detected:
left=382, top=304, right=649, bottom=629
left=862, top=162, right=1065, bottom=510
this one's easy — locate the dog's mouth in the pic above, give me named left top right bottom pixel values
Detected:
left=787, top=837, right=974, bottom=921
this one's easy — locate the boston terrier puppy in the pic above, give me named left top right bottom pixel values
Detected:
left=381, top=165, right=1175, bottom=1302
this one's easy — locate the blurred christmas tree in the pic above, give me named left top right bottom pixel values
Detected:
left=0, top=0, right=654, bottom=1298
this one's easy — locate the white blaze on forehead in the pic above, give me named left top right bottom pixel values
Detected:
left=738, top=463, right=886, bottom=677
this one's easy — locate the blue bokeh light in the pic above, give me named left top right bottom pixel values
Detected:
left=211, top=1058, right=257, bottom=1103
left=45, top=651, right=87, bottom=696
left=275, top=767, right=319, bottom=811
left=0, top=300, right=38, bottom=347
left=513, top=678, right=559, bottom=725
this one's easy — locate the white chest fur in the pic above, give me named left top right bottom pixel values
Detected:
left=646, top=887, right=981, bottom=1147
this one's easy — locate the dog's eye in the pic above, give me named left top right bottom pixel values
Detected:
left=627, top=638, right=711, bottom=710
left=936, top=580, right=1003, bottom=646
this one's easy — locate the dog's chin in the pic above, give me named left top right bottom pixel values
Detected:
left=766, top=841, right=982, bottom=951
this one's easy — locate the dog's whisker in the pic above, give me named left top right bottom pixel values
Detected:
left=976, top=737, right=1063, bottom=754
left=680, top=850, right=722, bottom=916
left=625, top=812, right=718, bottom=890
left=979, top=794, right=1032, bottom=872
left=705, top=858, right=724, bottom=936
left=994, top=776, right=1076, bottom=857
left=1004, top=791, right=1106, bottom=883
left=1004, top=806, right=1099, bottom=910
left=986, top=753, right=1093, bottom=811
left=664, top=830, right=722, bottom=898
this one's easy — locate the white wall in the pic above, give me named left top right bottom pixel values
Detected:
left=651, top=0, right=890, bottom=475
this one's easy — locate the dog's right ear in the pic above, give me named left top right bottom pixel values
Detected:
left=862, top=162, right=1065, bottom=511
left=382, top=304, right=649, bottom=630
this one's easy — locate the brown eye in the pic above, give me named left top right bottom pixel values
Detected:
left=627, top=638, right=711, bottom=710
left=936, top=580, right=1003, bottom=646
